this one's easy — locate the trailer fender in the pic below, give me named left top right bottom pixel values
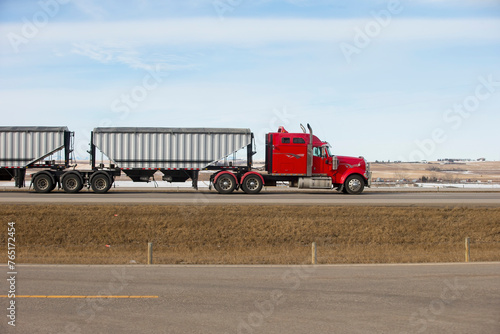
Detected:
left=240, top=172, right=265, bottom=185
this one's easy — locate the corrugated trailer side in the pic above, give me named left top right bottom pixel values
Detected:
left=93, top=127, right=252, bottom=169
left=0, top=126, right=72, bottom=187
left=92, top=127, right=253, bottom=187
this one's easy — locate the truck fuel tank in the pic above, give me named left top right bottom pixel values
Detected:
left=298, top=177, right=332, bottom=189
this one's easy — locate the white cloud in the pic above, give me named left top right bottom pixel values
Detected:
left=1, top=18, right=499, bottom=53
left=71, top=0, right=107, bottom=19
left=413, top=0, right=499, bottom=5
left=70, top=42, right=199, bottom=71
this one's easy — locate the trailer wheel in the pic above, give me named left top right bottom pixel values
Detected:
left=215, top=173, right=237, bottom=194
left=241, top=174, right=263, bottom=194
left=344, top=174, right=365, bottom=195
left=33, top=174, right=54, bottom=193
left=62, top=173, right=83, bottom=193
left=91, top=174, right=111, bottom=193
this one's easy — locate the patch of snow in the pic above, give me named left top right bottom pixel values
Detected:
left=416, top=183, right=500, bottom=189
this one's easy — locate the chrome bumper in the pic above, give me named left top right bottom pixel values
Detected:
left=365, top=161, right=372, bottom=187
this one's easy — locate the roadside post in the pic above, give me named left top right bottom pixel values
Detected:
left=465, top=237, right=470, bottom=262
left=312, top=242, right=317, bottom=265
left=148, top=242, right=153, bottom=265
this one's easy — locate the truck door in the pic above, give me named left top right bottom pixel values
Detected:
left=312, top=146, right=329, bottom=175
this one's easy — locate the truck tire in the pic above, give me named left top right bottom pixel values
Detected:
left=91, top=174, right=111, bottom=193
left=241, top=174, right=263, bottom=194
left=62, top=173, right=83, bottom=193
left=215, top=173, right=237, bottom=194
left=344, top=174, right=365, bottom=195
left=33, top=174, right=54, bottom=193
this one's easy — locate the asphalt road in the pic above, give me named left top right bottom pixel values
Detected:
left=0, top=263, right=499, bottom=334
left=0, top=190, right=500, bottom=206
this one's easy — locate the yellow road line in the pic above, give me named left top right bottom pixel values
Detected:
left=0, top=295, right=158, bottom=299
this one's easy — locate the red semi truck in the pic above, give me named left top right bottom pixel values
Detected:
left=0, top=124, right=370, bottom=194
left=211, top=124, right=371, bottom=194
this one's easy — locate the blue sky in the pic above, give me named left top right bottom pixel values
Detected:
left=1, top=0, right=499, bottom=161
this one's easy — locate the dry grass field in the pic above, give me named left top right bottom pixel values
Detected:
left=1, top=204, right=499, bottom=264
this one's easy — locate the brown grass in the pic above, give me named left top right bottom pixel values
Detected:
left=1, top=205, right=499, bottom=264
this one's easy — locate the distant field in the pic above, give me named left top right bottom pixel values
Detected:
left=371, top=161, right=500, bottom=183
left=1, top=204, right=499, bottom=264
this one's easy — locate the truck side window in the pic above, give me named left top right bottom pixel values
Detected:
left=313, top=147, right=321, bottom=157
left=282, top=138, right=290, bottom=144
left=293, top=138, right=305, bottom=144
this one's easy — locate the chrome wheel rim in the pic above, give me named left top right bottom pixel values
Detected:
left=65, top=178, right=78, bottom=191
left=36, top=178, right=49, bottom=190
left=245, top=178, right=258, bottom=191
left=94, top=178, right=107, bottom=191
left=348, top=178, right=361, bottom=192
left=220, top=177, right=233, bottom=191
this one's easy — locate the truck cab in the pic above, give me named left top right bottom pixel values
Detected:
left=265, top=125, right=370, bottom=194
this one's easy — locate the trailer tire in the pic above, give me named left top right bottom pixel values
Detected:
left=62, top=173, right=83, bottom=193
left=241, top=174, right=263, bottom=194
left=33, top=173, right=54, bottom=193
left=215, top=173, right=237, bottom=194
left=90, top=174, right=111, bottom=193
left=344, top=174, right=365, bottom=195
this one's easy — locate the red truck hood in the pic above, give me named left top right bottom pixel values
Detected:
left=336, top=155, right=366, bottom=169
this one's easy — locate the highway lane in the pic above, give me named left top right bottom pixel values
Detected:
left=0, top=263, right=499, bottom=333
left=0, top=190, right=500, bottom=206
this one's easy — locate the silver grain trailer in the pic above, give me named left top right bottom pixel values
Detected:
left=1, top=126, right=254, bottom=193
left=0, top=126, right=121, bottom=193
left=92, top=127, right=254, bottom=189
left=0, top=126, right=72, bottom=188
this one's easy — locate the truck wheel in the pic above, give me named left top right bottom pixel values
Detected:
left=215, top=173, right=236, bottom=194
left=91, top=174, right=111, bottom=193
left=241, top=175, right=263, bottom=194
left=33, top=174, right=54, bottom=193
left=62, top=174, right=83, bottom=193
left=344, top=175, right=365, bottom=195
